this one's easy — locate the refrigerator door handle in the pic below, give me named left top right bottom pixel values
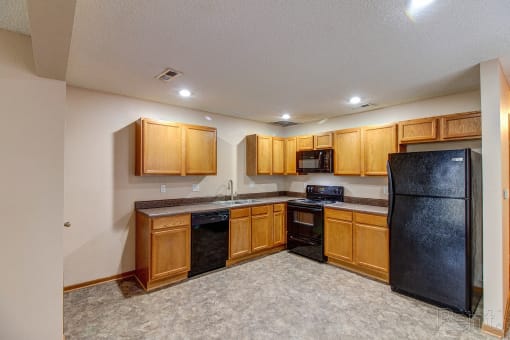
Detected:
left=387, top=160, right=394, bottom=227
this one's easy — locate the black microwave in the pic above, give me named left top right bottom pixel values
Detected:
left=296, top=149, right=333, bottom=173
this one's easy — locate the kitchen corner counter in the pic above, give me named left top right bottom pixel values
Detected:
left=137, top=196, right=298, bottom=217
left=324, top=202, right=388, bottom=216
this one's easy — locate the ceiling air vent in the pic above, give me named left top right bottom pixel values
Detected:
left=156, top=68, right=182, bottom=82
left=360, top=103, right=376, bottom=108
left=271, top=121, right=299, bottom=127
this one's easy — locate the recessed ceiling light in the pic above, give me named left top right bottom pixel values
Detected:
left=205, top=116, right=212, bottom=121
left=179, top=89, right=191, bottom=97
left=282, top=113, right=290, bottom=120
left=406, top=0, right=435, bottom=20
left=349, top=96, right=361, bottom=105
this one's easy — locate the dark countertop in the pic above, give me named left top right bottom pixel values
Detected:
left=137, top=196, right=387, bottom=217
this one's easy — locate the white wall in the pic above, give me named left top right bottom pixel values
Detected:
left=480, top=59, right=510, bottom=331
left=0, top=30, right=65, bottom=340
left=63, top=87, right=285, bottom=286
left=284, top=91, right=482, bottom=198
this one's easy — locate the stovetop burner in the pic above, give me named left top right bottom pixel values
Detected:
left=288, top=185, right=344, bottom=207
left=290, top=198, right=340, bottom=206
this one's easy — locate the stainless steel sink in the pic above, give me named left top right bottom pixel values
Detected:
left=213, top=199, right=261, bottom=205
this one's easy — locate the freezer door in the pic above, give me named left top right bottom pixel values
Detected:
left=388, top=149, right=469, bottom=198
left=390, top=195, right=469, bottom=313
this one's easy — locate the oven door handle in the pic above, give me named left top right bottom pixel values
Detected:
left=289, top=235, right=320, bottom=246
left=287, top=205, right=323, bottom=213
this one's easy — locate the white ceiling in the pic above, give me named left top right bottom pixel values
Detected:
left=0, top=0, right=30, bottom=35
left=6, top=1, right=510, bottom=123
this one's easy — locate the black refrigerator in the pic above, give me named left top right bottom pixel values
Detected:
left=387, top=149, right=482, bottom=316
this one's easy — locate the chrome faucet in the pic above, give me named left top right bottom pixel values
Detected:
left=228, top=179, right=234, bottom=201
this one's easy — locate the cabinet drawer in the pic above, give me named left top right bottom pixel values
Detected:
left=251, top=205, right=270, bottom=216
left=231, top=208, right=250, bottom=219
left=152, top=214, right=190, bottom=230
left=273, top=203, right=285, bottom=212
left=354, top=212, right=387, bottom=227
left=325, top=208, right=353, bottom=221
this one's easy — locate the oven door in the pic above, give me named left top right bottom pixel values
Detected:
left=287, top=204, right=325, bottom=262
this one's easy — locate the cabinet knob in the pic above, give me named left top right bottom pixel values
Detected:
left=64, top=222, right=71, bottom=228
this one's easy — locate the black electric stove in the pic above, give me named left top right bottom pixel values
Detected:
left=287, top=185, right=344, bottom=262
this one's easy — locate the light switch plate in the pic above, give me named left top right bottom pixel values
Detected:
left=192, top=184, right=200, bottom=192
left=160, top=184, right=166, bottom=193
left=504, top=189, right=509, bottom=200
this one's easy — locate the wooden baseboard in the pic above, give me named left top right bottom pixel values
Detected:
left=481, top=294, right=510, bottom=339
left=226, top=245, right=285, bottom=267
left=482, top=323, right=505, bottom=338
left=63, top=270, right=135, bottom=292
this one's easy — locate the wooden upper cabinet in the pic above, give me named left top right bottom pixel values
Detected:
left=398, top=117, right=438, bottom=144
left=184, top=125, right=217, bottom=175
left=440, top=112, right=481, bottom=140
left=297, top=135, right=314, bottom=151
left=363, top=124, right=397, bottom=176
left=246, top=134, right=273, bottom=175
left=272, top=137, right=285, bottom=175
left=314, top=132, right=334, bottom=149
left=334, top=128, right=362, bottom=176
left=284, top=137, right=297, bottom=175
left=136, top=118, right=182, bottom=175
left=135, top=118, right=217, bottom=176
left=397, top=111, right=482, bottom=146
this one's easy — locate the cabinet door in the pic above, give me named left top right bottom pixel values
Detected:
left=150, top=226, right=190, bottom=280
left=324, top=217, right=353, bottom=263
left=251, top=210, right=273, bottom=252
left=141, top=119, right=182, bottom=175
left=272, top=137, right=285, bottom=175
left=398, top=117, right=438, bottom=144
left=284, top=137, right=297, bottom=175
left=354, top=223, right=389, bottom=273
left=297, top=135, right=314, bottom=151
left=229, top=217, right=251, bottom=259
left=363, top=124, right=397, bottom=176
left=314, top=133, right=333, bottom=149
left=334, top=128, right=361, bottom=175
left=272, top=205, right=286, bottom=246
left=184, top=125, right=217, bottom=175
left=440, top=112, right=481, bottom=140
left=257, top=136, right=272, bottom=174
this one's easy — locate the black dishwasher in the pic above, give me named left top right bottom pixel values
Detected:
left=189, top=210, right=229, bottom=277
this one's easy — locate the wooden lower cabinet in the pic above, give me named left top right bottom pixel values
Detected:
left=229, top=209, right=252, bottom=259
left=324, top=208, right=389, bottom=282
left=272, top=203, right=286, bottom=246
left=325, top=218, right=353, bottom=263
left=251, top=205, right=273, bottom=252
left=136, top=212, right=191, bottom=291
left=228, top=203, right=285, bottom=264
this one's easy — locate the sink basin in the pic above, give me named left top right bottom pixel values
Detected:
left=213, top=199, right=261, bottom=205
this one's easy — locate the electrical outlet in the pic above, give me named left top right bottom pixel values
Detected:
left=160, top=184, right=166, bottom=193
left=192, top=184, right=200, bottom=192
left=383, top=187, right=388, bottom=195
left=303, top=183, right=307, bottom=189
left=504, top=189, right=509, bottom=200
